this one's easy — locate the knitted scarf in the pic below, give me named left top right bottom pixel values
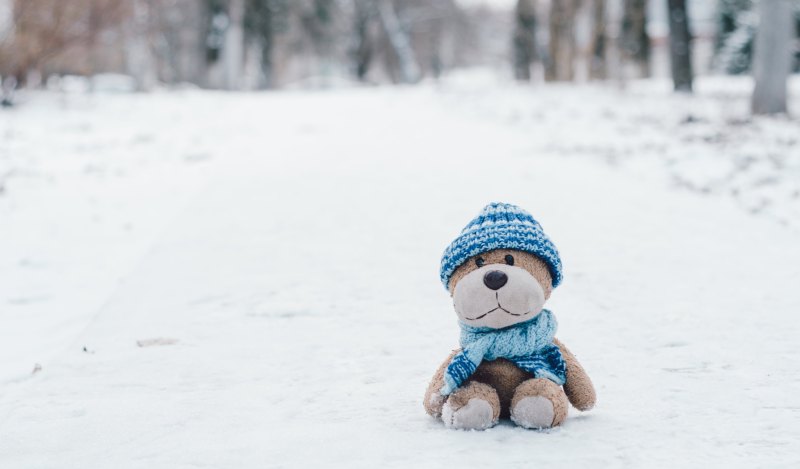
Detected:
left=440, top=310, right=566, bottom=396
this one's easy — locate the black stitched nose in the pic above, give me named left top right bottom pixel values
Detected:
left=483, top=270, right=508, bottom=290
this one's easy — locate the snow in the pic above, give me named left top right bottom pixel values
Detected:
left=1, top=73, right=799, bottom=468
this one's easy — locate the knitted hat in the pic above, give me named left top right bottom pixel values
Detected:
left=440, top=202, right=563, bottom=289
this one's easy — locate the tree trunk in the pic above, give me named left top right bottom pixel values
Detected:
left=376, top=0, right=420, bottom=84
left=546, top=0, right=577, bottom=82
left=223, top=0, right=245, bottom=90
left=589, top=0, right=607, bottom=80
left=352, top=0, right=375, bottom=81
left=245, top=0, right=284, bottom=89
left=0, top=0, right=11, bottom=40
left=752, top=0, right=793, bottom=115
left=620, top=0, right=650, bottom=78
left=513, top=0, right=538, bottom=81
left=125, top=0, right=157, bottom=92
left=667, top=0, right=693, bottom=92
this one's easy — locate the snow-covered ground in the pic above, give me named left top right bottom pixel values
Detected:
left=1, top=73, right=799, bottom=468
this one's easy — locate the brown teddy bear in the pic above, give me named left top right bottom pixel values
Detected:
left=424, top=202, right=595, bottom=430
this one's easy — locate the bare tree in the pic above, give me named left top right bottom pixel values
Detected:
left=245, top=0, right=290, bottom=89
left=619, top=0, right=650, bottom=78
left=350, top=0, right=376, bottom=80
left=0, top=0, right=11, bottom=38
left=589, top=0, right=607, bottom=80
left=667, top=0, right=693, bottom=92
left=751, top=0, right=793, bottom=115
left=512, top=0, right=538, bottom=81
left=222, top=0, right=245, bottom=90
left=0, top=0, right=524, bottom=90
left=546, top=0, right=578, bottom=81
left=146, top=0, right=207, bottom=86
left=376, top=0, right=420, bottom=83
left=402, top=0, right=461, bottom=80
left=350, top=0, right=464, bottom=83
left=123, top=0, right=157, bottom=91
left=0, top=0, right=127, bottom=84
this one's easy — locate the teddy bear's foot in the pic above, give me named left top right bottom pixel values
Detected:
left=511, top=396, right=556, bottom=429
left=510, top=378, right=568, bottom=429
left=442, top=398, right=495, bottom=430
left=441, top=381, right=500, bottom=430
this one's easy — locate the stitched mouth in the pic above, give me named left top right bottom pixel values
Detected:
left=462, top=292, right=533, bottom=321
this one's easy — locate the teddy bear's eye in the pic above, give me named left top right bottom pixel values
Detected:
left=505, top=254, right=515, bottom=266
left=475, top=257, right=485, bottom=268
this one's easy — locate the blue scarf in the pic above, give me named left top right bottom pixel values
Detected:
left=440, top=310, right=567, bottom=396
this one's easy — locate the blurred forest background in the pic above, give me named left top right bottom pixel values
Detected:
left=0, top=0, right=798, bottom=111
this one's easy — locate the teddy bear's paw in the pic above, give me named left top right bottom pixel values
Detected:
left=427, top=393, right=445, bottom=416
left=511, top=396, right=556, bottom=429
left=441, top=398, right=497, bottom=431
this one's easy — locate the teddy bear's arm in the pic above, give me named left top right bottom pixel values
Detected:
left=553, top=338, right=596, bottom=411
left=423, top=349, right=460, bottom=417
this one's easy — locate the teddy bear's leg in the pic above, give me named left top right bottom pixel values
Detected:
left=441, top=381, right=501, bottom=430
left=510, top=378, right=568, bottom=429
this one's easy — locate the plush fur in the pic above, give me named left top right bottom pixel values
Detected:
left=441, top=382, right=501, bottom=430
left=448, top=249, right=553, bottom=299
left=424, top=249, right=596, bottom=430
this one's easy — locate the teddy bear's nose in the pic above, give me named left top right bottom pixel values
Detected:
left=483, top=270, right=508, bottom=290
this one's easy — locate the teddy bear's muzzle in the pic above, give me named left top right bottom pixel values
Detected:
left=453, top=264, right=547, bottom=329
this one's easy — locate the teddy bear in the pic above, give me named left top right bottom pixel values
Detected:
left=424, top=202, right=595, bottom=430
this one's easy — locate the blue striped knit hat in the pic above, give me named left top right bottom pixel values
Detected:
left=440, top=202, right=562, bottom=289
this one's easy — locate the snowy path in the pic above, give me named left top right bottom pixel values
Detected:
left=2, top=80, right=800, bottom=468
